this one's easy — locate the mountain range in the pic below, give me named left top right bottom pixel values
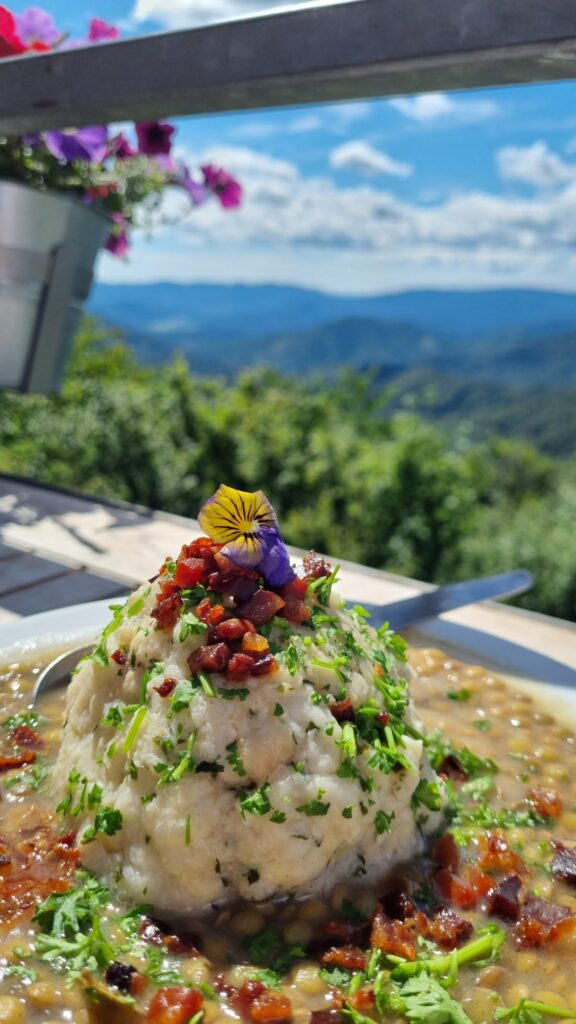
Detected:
left=88, top=283, right=576, bottom=455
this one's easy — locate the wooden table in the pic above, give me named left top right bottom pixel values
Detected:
left=0, top=474, right=574, bottom=680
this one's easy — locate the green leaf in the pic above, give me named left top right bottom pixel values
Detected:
left=240, top=784, right=271, bottom=817
left=179, top=612, right=208, bottom=643
left=296, top=793, right=330, bottom=816
left=81, top=807, right=123, bottom=845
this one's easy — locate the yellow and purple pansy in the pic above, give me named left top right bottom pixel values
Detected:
left=198, top=484, right=295, bottom=587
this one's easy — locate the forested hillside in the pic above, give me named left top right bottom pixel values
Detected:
left=1, top=317, right=574, bottom=621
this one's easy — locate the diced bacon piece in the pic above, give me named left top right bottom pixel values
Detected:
left=251, top=654, right=279, bottom=677
left=433, top=834, right=460, bottom=872
left=186, top=537, right=216, bottom=558
left=250, top=992, right=292, bottom=1023
left=436, top=754, right=468, bottom=781
left=11, top=724, right=42, bottom=749
left=426, top=907, right=473, bottom=949
left=173, top=558, right=205, bottom=589
left=321, top=946, right=366, bottom=971
left=486, top=875, right=522, bottom=921
left=226, top=653, right=255, bottom=681
left=478, top=831, right=525, bottom=875
left=302, top=551, right=332, bottom=580
left=369, top=906, right=416, bottom=960
left=552, top=841, right=576, bottom=886
left=214, top=551, right=241, bottom=574
left=330, top=698, right=355, bottom=724
left=152, top=580, right=183, bottom=631
left=461, top=864, right=494, bottom=898
left=315, top=920, right=367, bottom=948
left=0, top=751, right=36, bottom=772
left=236, top=591, right=286, bottom=626
left=211, top=574, right=260, bottom=604
left=147, top=986, right=203, bottom=1024
left=280, top=596, right=311, bottom=624
left=381, top=887, right=416, bottom=922
left=526, top=787, right=563, bottom=820
left=377, top=712, right=389, bottom=726
left=241, top=632, right=269, bottom=655
left=310, top=1012, right=345, bottom=1024
left=515, top=895, right=576, bottom=947
left=188, top=643, right=231, bottom=675
left=280, top=577, right=308, bottom=601
left=216, top=618, right=251, bottom=641
left=350, top=990, right=375, bottom=1012
left=154, top=678, right=177, bottom=698
left=111, top=649, right=127, bottom=666
left=196, top=598, right=213, bottom=621
left=206, top=604, right=227, bottom=626
left=434, top=869, right=478, bottom=910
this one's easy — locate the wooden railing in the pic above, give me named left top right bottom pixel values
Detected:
left=0, top=0, right=575, bottom=132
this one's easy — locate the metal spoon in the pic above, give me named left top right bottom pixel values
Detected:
left=32, top=570, right=534, bottom=704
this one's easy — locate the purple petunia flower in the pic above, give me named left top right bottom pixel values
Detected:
left=14, top=7, right=60, bottom=47
left=178, top=166, right=209, bottom=205
left=87, top=17, right=119, bottom=42
left=45, top=125, right=108, bottom=164
left=110, top=133, right=137, bottom=158
left=201, top=164, right=243, bottom=209
left=105, top=213, right=130, bottom=258
left=135, top=121, right=175, bottom=157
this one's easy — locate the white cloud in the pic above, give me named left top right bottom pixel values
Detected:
left=497, top=141, right=576, bottom=189
left=330, top=140, right=412, bottom=178
left=132, top=0, right=359, bottom=29
left=389, top=92, right=499, bottom=124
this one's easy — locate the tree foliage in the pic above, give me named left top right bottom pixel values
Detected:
left=0, top=317, right=574, bottom=621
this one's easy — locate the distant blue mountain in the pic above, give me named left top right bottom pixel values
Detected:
left=89, top=283, right=576, bottom=343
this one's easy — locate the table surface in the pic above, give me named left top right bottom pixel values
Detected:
left=0, top=475, right=574, bottom=677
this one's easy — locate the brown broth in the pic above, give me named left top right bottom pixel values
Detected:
left=1, top=650, right=576, bottom=1024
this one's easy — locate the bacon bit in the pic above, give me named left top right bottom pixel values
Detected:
left=315, top=920, right=367, bottom=948
left=154, top=678, right=177, bottom=698
left=434, top=869, right=478, bottom=910
left=236, top=591, right=286, bottom=626
left=214, top=974, right=236, bottom=999
left=147, top=986, right=203, bottom=1024
left=461, top=864, right=494, bottom=898
left=310, top=1012, right=345, bottom=1024
left=426, top=907, right=473, bottom=949
left=138, top=919, right=200, bottom=956
left=0, top=751, right=36, bottom=772
left=515, top=896, right=576, bottom=947
left=250, top=992, right=292, bottom=1023
left=173, top=558, right=205, bottom=589
left=215, top=576, right=260, bottom=604
left=526, top=787, right=563, bottom=820
left=280, top=596, right=311, bottom=624
left=152, top=580, right=183, bottom=631
left=302, top=551, right=332, bottom=580
left=487, top=875, right=522, bottom=921
left=205, top=604, right=227, bottom=626
left=330, top=698, right=355, bottom=724
left=381, top=887, right=416, bottom=922
left=350, top=990, right=375, bottom=1012
left=478, top=831, right=525, bottom=875
left=433, top=834, right=460, bottom=872
left=377, top=712, right=389, bottom=726
left=196, top=598, right=214, bottom=621
left=251, top=654, right=279, bottom=677
left=216, top=618, right=251, bottom=641
left=186, top=537, right=217, bottom=559
left=10, top=724, right=42, bottom=749
left=226, top=653, right=255, bottom=681
left=436, top=754, right=468, bottom=781
left=214, top=551, right=242, bottom=574
left=140, top=919, right=166, bottom=946
left=322, top=945, right=366, bottom=971
left=552, top=841, right=576, bottom=886
left=188, top=643, right=231, bottom=675
left=111, top=649, right=127, bottom=666
left=280, top=577, right=308, bottom=601
left=369, top=906, right=416, bottom=960
left=242, top=632, right=269, bottom=655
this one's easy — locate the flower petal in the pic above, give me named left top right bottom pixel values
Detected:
left=257, top=532, right=295, bottom=587
left=198, top=484, right=277, bottom=548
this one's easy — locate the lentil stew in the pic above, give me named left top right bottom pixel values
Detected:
left=1, top=647, right=576, bottom=1024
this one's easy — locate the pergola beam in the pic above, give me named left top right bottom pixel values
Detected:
left=0, top=0, right=576, bottom=132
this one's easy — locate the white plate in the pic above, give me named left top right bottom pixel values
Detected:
left=0, top=600, right=575, bottom=716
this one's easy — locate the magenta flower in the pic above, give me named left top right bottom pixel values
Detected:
left=14, top=7, right=60, bottom=47
left=178, top=166, right=208, bottom=205
left=201, top=164, right=243, bottom=209
left=45, top=126, right=108, bottom=164
left=110, top=133, right=137, bottom=158
left=153, top=153, right=177, bottom=174
left=87, top=17, right=119, bottom=42
left=105, top=213, right=130, bottom=258
left=135, top=121, right=175, bottom=157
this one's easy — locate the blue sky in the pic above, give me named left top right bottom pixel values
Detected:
left=23, top=0, right=576, bottom=294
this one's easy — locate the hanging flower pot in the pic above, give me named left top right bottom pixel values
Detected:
left=0, top=180, right=109, bottom=393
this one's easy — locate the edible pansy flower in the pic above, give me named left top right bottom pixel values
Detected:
left=198, top=484, right=295, bottom=587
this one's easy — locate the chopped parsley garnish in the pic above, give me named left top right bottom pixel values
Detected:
left=218, top=687, right=250, bottom=701
left=81, top=807, right=123, bottom=845
left=375, top=809, right=395, bottom=834
left=179, top=612, right=208, bottom=643
left=307, top=566, right=340, bottom=607
left=296, top=791, right=330, bottom=816
left=1, top=711, right=47, bottom=731
left=226, top=741, right=247, bottom=776
left=239, top=784, right=272, bottom=817
left=411, top=779, right=443, bottom=813
left=446, top=688, right=472, bottom=702
left=90, top=603, right=124, bottom=667
left=474, top=718, right=492, bottom=731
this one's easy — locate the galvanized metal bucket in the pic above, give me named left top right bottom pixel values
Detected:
left=0, top=180, right=109, bottom=394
